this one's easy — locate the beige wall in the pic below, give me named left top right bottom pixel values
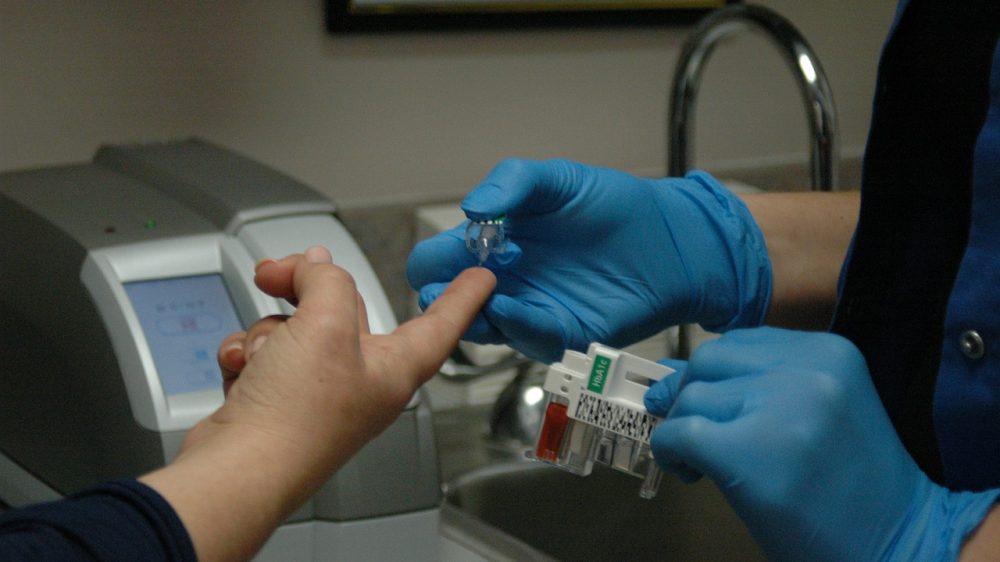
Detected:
left=0, top=1, right=897, bottom=208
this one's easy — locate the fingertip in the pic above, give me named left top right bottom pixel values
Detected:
left=223, top=342, right=244, bottom=364
left=305, top=245, right=332, bottom=264
left=487, top=240, right=522, bottom=269
left=219, top=332, right=245, bottom=352
left=254, top=254, right=300, bottom=299
left=218, top=334, right=246, bottom=376
left=644, top=361, right=686, bottom=416
left=644, top=385, right=670, bottom=416
left=254, top=258, right=277, bottom=273
left=454, top=266, right=497, bottom=288
left=416, top=270, right=493, bottom=311
left=387, top=280, right=496, bottom=386
left=424, top=267, right=497, bottom=318
left=417, top=283, right=446, bottom=311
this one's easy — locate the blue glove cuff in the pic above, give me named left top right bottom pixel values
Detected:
left=882, top=479, right=1000, bottom=561
left=656, top=171, right=772, bottom=332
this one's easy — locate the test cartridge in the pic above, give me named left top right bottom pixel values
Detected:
left=530, top=343, right=674, bottom=499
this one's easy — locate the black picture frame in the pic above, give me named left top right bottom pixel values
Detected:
left=326, top=0, right=736, bottom=33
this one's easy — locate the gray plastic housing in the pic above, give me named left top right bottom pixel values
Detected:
left=0, top=140, right=439, bottom=521
left=94, top=138, right=335, bottom=234
left=0, top=164, right=220, bottom=495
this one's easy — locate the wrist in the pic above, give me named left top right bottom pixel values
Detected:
left=145, top=413, right=365, bottom=562
left=140, top=423, right=311, bottom=562
left=881, top=479, right=1000, bottom=561
left=739, top=191, right=858, bottom=329
left=960, top=503, right=1000, bottom=561
left=186, top=406, right=356, bottom=493
left=178, top=419, right=323, bottom=507
left=654, top=171, right=772, bottom=331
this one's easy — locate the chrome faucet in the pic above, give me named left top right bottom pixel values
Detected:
left=668, top=3, right=839, bottom=191
left=435, top=348, right=543, bottom=445
left=668, top=3, right=839, bottom=358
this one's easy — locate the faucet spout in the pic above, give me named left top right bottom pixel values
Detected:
left=668, top=3, right=839, bottom=191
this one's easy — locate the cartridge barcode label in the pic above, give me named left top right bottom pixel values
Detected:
left=574, top=393, right=658, bottom=443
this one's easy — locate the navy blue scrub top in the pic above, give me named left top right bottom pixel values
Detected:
left=831, top=0, right=1000, bottom=490
left=0, top=480, right=195, bottom=561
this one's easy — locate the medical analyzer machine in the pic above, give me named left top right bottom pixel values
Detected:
left=0, top=139, right=442, bottom=560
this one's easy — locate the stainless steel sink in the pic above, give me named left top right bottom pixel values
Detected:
left=435, top=406, right=765, bottom=561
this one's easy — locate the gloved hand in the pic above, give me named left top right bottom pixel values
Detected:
left=644, top=327, right=1000, bottom=561
left=406, top=158, right=771, bottom=363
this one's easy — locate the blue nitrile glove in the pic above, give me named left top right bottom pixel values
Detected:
left=406, top=158, right=771, bottom=363
left=644, top=327, right=1000, bottom=561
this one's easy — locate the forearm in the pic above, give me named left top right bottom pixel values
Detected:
left=139, top=420, right=361, bottom=562
left=138, top=426, right=305, bottom=562
left=740, top=191, right=859, bottom=330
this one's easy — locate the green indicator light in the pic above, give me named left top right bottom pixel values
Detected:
left=144, top=219, right=157, bottom=230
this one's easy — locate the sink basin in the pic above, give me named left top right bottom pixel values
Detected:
left=433, top=404, right=764, bottom=561
left=442, top=460, right=765, bottom=561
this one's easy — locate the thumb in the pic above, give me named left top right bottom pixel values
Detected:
left=461, top=159, right=583, bottom=219
left=644, top=359, right=687, bottom=417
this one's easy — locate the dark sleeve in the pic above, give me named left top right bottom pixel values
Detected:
left=0, top=479, right=197, bottom=562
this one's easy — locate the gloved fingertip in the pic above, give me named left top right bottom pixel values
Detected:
left=489, top=240, right=522, bottom=268
left=405, top=226, right=475, bottom=288
left=404, top=249, right=425, bottom=287
left=644, top=368, right=684, bottom=416
left=461, top=183, right=508, bottom=219
left=417, top=284, right=446, bottom=311
left=644, top=391, right=668, bottom=417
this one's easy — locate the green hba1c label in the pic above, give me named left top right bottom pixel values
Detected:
left=587, top=354, right=612, bottom=393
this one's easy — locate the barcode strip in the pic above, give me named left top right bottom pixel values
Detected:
left=574, top=393, right=657, bottom=442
